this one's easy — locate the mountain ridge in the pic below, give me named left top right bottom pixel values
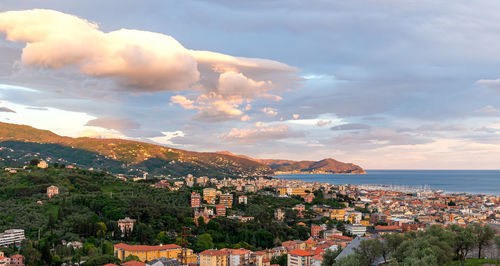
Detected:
left=0, top=122, right=365, bottom=176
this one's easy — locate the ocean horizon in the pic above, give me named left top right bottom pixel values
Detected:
left=274, top=170, right=500, bottom=195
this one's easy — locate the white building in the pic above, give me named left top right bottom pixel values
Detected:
left=347, top=224, right=366, bottom=236
left=238, top=196, right=248, bottom=205
left=0, top=229, right=25, bottom=247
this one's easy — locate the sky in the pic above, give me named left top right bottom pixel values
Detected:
left=0, top=0, right=499, bottom=169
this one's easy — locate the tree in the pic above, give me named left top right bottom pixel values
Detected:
left=83, top=255, right=121, bottom=266
left=270, top=254, right=287, bottom=266
left=495, top=235, right=500, bottom=250
left=124, top=254, right=140, bottom=262
left=336, top=254, right=363, bottom=266
left=29, top=159, right=40, bottom=167
left=471, top=224, right=494, bottom=259
left=96, top=222, right=108, bottom=238
left=321, top=248, right=342, bottom=266
left=354, top=239, right=382, bottom=265
left=196, top=233, right=214, bottom=252
left=21, top=240, right=41, bottom=266
left=448, top=224, right=476, bottom=264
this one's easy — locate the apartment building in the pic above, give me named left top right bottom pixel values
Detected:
left=0, top=229, right=25, bottom=247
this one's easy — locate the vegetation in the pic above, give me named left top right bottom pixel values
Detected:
left=330, top=224, right=498, bottom=266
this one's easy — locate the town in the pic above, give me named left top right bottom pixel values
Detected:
left=1, top=163, right=499, bottom=266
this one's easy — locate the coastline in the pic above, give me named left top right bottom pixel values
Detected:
left=273, top=170, right=500, bottom=196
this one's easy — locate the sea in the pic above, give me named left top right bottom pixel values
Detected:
left=274, top=170, right=500, bottom=196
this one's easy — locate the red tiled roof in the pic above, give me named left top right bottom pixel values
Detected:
left=114, top=243, right=180, bottom=251
left=288, top=249, right=313, bottom=257
left=312, top=254, right=324, bottom=261
left=229, top=249, right=250, bottom=255
left=375, top=225, right=402, bottom=230
left=122, top=261, right=145, bottom=266
left=200, top=250, right=229, bottom=256
left=331, top=235, right=352, bottom=240
left=103, top=264, right=119, bottom=266
left=10, top=254, right=23, bottom=258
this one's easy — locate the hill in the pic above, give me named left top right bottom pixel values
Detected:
left=0, top=122, right=365, bottom=176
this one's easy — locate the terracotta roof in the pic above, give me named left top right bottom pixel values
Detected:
left=103, top=264, right=119, bottom=266
left=312, top=254, right=324, bottom=261
left=331, top=235, right=352, bottom=240
left=199, top=250, right=229, bottom=256
left=229, top=249, right=250, bottom=255
left=288, top=249, right=313, bottom=257
left=122, top=261, right=145, bottom=266
left=114, top=243, right=180, bottom=251
left=10, top=254, right=23, bottom=258
left=304, top=239, right=316, bottom=244
left=375, top=225, right=402, bottom=230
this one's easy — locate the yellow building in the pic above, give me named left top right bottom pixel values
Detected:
left=203, top=188, right=217, bottom=204
left=220, top=193, right=233, bottom=208
left=277, top=187, right=312, bottom=196
left=114, top=243, right=197, bottom=263
left=199, top=249, right=229, bottom=266
left=329, top=209, right=346, bottom=221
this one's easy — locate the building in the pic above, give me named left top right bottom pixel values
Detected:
left=346, top=224, right=367, bottom=236
left=329, top=209, right=346, bottom=221
left=227, top=249, right=251, bottom=266
left=302, top=194, right=315, bottom=203
left=216, top=205, right=226, bottom=216
left=114, top=243, right=196, bottom=263
left=238, top=196, right=247, bottom=205
left=118, top=217, right=136, bottom=234
left=244, top=184, right=256, bottom=193
left=191, top=192, right=201, bottom=208
left=203, top=188, right=217, bottom=204
left=287, top=249, right=313, bottom=266
left=37, top=160, right=48, bottom=168
left=0, top=229, right=25, bottom=247
left=370, top=213, right=388, bottom=224
left=46, top=185, right=59, bottom=198
left=0, top=256, right=10, bottom=266
left=199, top=249, right=229, bottom=266
left=220, top=194, right=233, bottom=208
left=146, top=257, right=181, bottom=266
left=9, top=254, right=23, bottom=266
left=323, top=229, right=342, bottom=240
left=310, top=225, right=323, bottom=238
left=274, top=209, right=285, bottom=221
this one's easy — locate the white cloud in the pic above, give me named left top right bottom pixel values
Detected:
left=221, top=122, right=304, bottom=144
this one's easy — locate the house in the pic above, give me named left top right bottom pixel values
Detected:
left=274, top=209, right=285, bottom=221
left=37, top=160, right=48, bottom=168
left=287, top=249, right=313, bottom=266
left=310, top=225, right=322, bottom=238
left=0, top=256, right=10, bottom=266
left=47, top=185, right=59, bottom=198
left=122, top=261, right=146, bottom=266
left=226, top=248, right=251, bottom=266
left=216, top=205, right=226, bottom=216
left=199, top=249, right=229, bottom=266
left=220, top=194, right=233, bottom=208
left=238, top=196, right=247, bottom=205
left=203, top=188, right=217, bottom=204
left=9, top=254, right=23, bottom=266
left=346, top=224, right=366, bottom=236
left=191, top=192, right=201, bottom=208
left=114, top=243, right=196, bottom=263
left=118, top=217, right=136, bottom=234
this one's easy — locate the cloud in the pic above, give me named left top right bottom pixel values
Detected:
left=476, top=79, right=500, bottom=93
left=149, top=131, right=185, bottom=145
left=221, top=122, right=304, bottom=144
left=85, top=117, right=140, bottom=131
left=329, top=128, right=432, bottom=147
left=0, top=107, right=15, bottom=113
left=415, top=124, right=467, bottom=132
left=261, top=107, right=278, bottom=116
left=292, top=114, right=299, bottom=119
left=0, top=9, right=299, bottom=122
left=79, top=129, right=126, bottom=139
left=475, top=105, right=500, bottom=116
left=316, top=120, right=332, bottom=126
left=331, top=123, right=370, bottom=131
